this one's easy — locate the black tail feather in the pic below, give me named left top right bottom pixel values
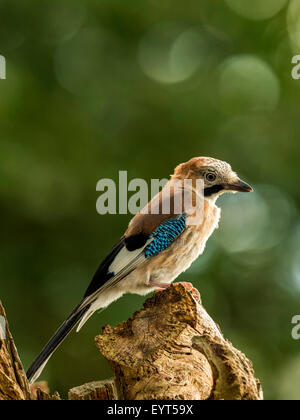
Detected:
left=26, top=304, right=90, bottom=383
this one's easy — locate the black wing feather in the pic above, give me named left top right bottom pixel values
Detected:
left=83, top=237, right=125, bottom=298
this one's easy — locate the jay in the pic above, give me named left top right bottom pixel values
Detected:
left=27, top=156, right=252, bottom=383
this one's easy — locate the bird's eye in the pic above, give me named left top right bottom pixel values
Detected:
left=205, top=173, right=216, bottom=182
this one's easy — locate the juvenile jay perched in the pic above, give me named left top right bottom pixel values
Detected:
left=27, top=157, right=252, bottom=383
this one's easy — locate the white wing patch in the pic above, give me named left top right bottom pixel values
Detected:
left=108, top=240, right=150, bottom=274
left=75, top=238, right=153, bottom=318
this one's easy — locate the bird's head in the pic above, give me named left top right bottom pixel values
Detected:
left=172, top=157, right=253, bottom=200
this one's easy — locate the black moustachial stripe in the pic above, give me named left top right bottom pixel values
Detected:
left=204, top=184, right=224, bottom=197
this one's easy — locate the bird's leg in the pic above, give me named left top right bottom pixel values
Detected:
left=176, top=282, right=201, bottom=304
left=150, top=281, right=171, bottom=291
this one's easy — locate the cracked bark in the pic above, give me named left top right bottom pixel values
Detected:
left=95, top=284, right=263, bottom=400
left=0, top=285, right=262, bottom=400
left=0, top=301, right=31, bottom=400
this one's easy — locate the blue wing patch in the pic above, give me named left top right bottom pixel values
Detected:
left=144, top=214, right=186, bottom=259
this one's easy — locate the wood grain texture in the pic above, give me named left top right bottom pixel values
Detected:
left=69, top=379, right=118, bottom=400
left=0, top=301, right=31, bottom=400
left=95, top=284, right=263, bottom=400
left=0, top=286, right=262, bottom=400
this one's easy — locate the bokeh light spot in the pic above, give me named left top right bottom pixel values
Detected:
left=218, top=55, right=280, bottom=113
left=138, top=24, right=214, bottom=84
left=287, top=0, right=300, bottom=51
left=216, top=185, right=294, bottom=254
left=225, top=0, right=288, bottom=21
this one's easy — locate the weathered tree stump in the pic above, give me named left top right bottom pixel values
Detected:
left=0, top=301, right=31, bottom=400
left=95, top=284, right=263, bottom=400
left=68, top=379, right=119, bottom=400
left=0, top=285, right=263, bottom=400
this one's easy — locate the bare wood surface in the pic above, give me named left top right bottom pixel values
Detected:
left=30, top=381, right=61, bottom=400
left=95, top=284, right=263, bottom=400
left=0, top=286, right=263, bottom=400
left=0, top=301, right=31, bottom=400
left=68, top=379, right=119, bottom=400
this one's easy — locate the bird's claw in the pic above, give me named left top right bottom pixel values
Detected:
left=176, top=282, right=201, bottom=304
left=154, top=281, right=201, bottom=304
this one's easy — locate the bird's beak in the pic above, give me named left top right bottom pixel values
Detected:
left=224, top=178, right=253, bottom=193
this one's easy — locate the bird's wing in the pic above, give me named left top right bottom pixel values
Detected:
left=26, top=203, right=187, bottom=383
left=77, top=212, right=187, bottom=314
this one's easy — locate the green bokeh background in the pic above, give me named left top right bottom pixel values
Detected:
left=1, top=0, right=300, bottom=400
